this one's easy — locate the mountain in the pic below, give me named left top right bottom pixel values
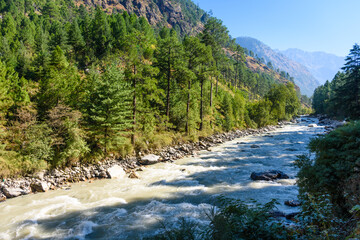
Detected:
left=75, top=0, right=208, bottom=35
left=280, top=48, right=344, bottom=85
left=236, top=37, right=320, bottom=96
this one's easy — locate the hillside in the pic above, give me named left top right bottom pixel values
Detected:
left=281, top=48, right=344, bottom=85
left=74, top=0, right=208, bottom=35
left=236, top=37, right=320, bottom=96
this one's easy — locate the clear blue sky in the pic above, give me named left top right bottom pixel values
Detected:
left=195, top=0, right=360, bottom=57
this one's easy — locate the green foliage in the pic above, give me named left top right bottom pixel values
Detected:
left=0, top=0, right=301, bottom=175
left=146, top=198, right=290, bottom=240
left=296, top=121, right=360, bottom=214
left=312, top=44, right=360, bottom=119
left=86, top=65, right=132, bottom=155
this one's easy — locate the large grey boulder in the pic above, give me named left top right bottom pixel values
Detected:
left=106, top=165, right=126, bottom=179
left=2, top=187, right=24, bottom=198
left=139, top=154, right=161, bottom=165
left=31, top=181, right=49, bottom=192
left=250, top=170, right=289, bottom=181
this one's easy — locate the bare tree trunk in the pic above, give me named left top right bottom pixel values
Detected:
left=132, top=65, right=136, bottom=145
left=216, top=76, right=219, bottom=96
left=166, top=47, right=171, bottom=123
left=210, top=81, right=213, bottom=107
left=185, top=80, right=191, bottom=134
left=200, top=78, right=204, bottom=131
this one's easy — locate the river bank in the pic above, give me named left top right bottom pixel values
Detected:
left=0, top=116, right=326, bottom=239
left=0, top=123, right=288, bottom=203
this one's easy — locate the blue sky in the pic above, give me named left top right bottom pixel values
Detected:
left=195, top=0, right=360, bottom=57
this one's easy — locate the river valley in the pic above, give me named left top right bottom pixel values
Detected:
left=0, top=117, right=325, bottom=240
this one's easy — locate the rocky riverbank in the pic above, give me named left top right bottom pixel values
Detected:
left=0, top=123, right=288, bottom=203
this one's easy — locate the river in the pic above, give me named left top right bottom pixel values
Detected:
left=0, top=117, right=325, bottom=240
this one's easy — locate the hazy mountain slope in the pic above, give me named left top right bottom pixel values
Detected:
left=75, top=0, right=208, bottom=35
left=236, top=37, right=320, bottom=96
left=281, top=48, right=344, bottom=84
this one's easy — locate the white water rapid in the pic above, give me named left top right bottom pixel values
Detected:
left=0, top=117, right=325, bottom=240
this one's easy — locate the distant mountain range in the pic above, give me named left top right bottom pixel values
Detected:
left=236, top=37, right=343, bottom=96
left=280, top=48, right=344, bottom=85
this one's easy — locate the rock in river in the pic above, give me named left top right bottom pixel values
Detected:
left=250, top=170, right=289, bottom=181
left=250, top=145, right=260, bottom=148
left=30, top=181, right=49, bottom=192
left=2, top=187, right=24, bottom=198
left=285, top=200, right=301, bottom=207
left=107, top=165, right=126, bottom=179
left=0, top=193, right=6, bottom=202
left=138, top=154, right=161, bottom=165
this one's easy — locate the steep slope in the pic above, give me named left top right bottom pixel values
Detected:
left=75, top=0, right=208, bottom=35
left=236, top=37, right=320, bottom=96
left=281, top=48, right=344, bottom=85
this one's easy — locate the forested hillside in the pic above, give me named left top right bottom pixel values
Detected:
left=0, top=0, right=301, bottom=177
left=312, top=44, right=360, bottom=119
left=236, top=36, right=320, bottom=96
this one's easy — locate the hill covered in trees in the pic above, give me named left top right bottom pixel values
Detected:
left=312, top=44, right=360, bottom=119
left=0, top=0, right=301, bottom=177
left=236, top=36, right=320, bottom=96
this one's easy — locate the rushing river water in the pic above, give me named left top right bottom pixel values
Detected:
left=0, top=117, right=325, bottom=240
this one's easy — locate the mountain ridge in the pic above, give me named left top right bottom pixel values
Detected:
left=236, top=36, right=320, bottom=96
left=280, top=48, right=344, bottom=84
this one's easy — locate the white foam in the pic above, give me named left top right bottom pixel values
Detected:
left=71, top=221, right=98, bottom=240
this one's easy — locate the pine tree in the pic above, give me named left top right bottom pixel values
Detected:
left=87, top=65, right=132, bottom=155
left=183, top=37, right=206, bottom=133
left=68, top=18, right=85, bottom=61
left=339, top=44, right=360, bottom=118
left=91, top=7, right=112, bottom=58
left=155, top=28, right=184, bottom=125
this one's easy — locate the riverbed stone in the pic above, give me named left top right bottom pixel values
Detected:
left=250, top=145, right=260, bottom=148
left=308, top=124, right=317, bottom=127
left=0, top=193, right=6, bottom=202
left=286, top=212, right=300, bottom=220
left=128, top=172, right=139, bottom=179
left=139, top=154, right=161, bottom=165
left=285, top=200, right=301, bottom=207
left=30, top=181, right=49, bottom=192
left=250, top=170, right=289, bottom=181
left=107, top=165, right=126, bottom=179
left=2, top=187, right=24, bottom=198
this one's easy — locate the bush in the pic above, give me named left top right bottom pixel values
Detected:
left=295, top=121, right=360, bottom=213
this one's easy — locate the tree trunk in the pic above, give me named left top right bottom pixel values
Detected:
left=215, top=76, right=219, bottom=96
left=200, top=78, right=204, bottom=131
left=132, top=65, right=136, bottom=145
left=210, top=81, right=213, bottom=107
left=166, top=47, right=171, bottom=124
left=185, top=80, right=191, bottom=134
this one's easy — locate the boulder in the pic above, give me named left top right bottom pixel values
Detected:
left=30, top=181, right=49, bottom=192
left=138, top=154, right=161, bottom=165
left=286, top=212, right=300, bottom=220
left=270, top=210, right=286, bottom=218
left=2, top=187, right=24, bottom=198
left=308, top=124, right=317, bottom=127
left=284, top=200, right=302, bottom=207
left=250, top=170, right=289, bottom=181
left=107, top=165, right=126, bottom=179
left=250, top=145, right=260, bottom=149
left=128, top=172, right=139, bottom=179
left=0, top=193, right=6, bottom=202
